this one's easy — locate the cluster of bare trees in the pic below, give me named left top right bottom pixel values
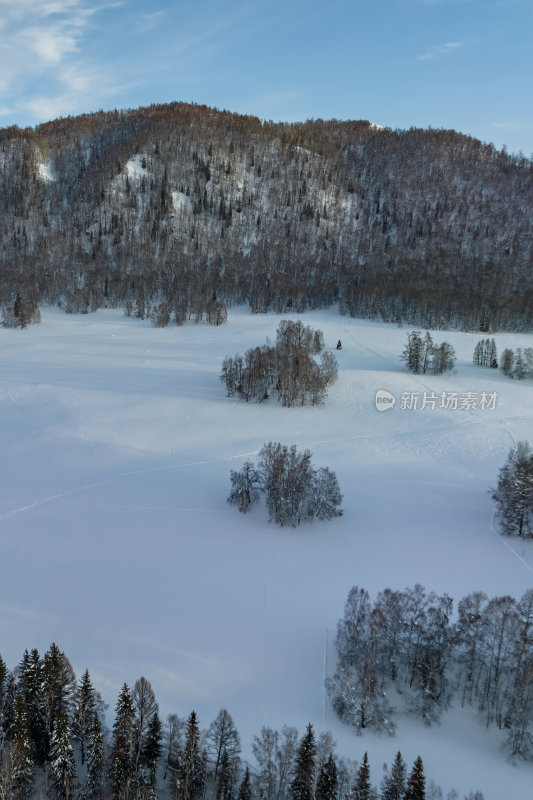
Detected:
left=228, top=442, right=343, bottom=527
left=220, top=321, right=337, bottom=407
left=0, top=646, right=485, bottom=800
left=327, top=584, right=533, bottom=760
left=0, top=103, right=531, bottom=331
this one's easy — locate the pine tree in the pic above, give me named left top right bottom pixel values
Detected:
left=316, top=753, right=337, bottom=800
left=352, top=752, right=371, bottom=800
left=72, top=669, right=96, bottom=766
left=290, top=723, right=316, bottom=800
left=380, top=751, right=406, bottom=800
left=11, top=694, right=34, bottom=800
left=237, top=766, right=251, bottom=800
left=111, top=684, right=135, bottom=800
left=86, top=712, right=106, bottom=800
left=42, top=643, right=76, bottom=756
left=0, top=654, right=9, bottom=756
left=178, top=711, right=205, bottom=800
left=501, top=348, right=514, bottom=376
left=404, top=757, right=425, bottom=800
left=336, top=340, right=342, bottom=350
left=493, top=441, right=533, bottom=538
left=49, top=711, right=76, bottom=800
left=142, top=711, right=163, bottom=787
left=17, top=648, right=47, bottom=764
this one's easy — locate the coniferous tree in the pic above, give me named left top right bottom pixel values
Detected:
left=142, top=711, right=163, bottom=788
left=11, top=694, right=34, bottom=800
left=177, top=712, right=205, bottom=800
left=380, top=751, right=406, bottom=800
left=111, top=684, right=135, bottom=800
left=49, top=711, right=76, bottom=800
left=404, top=757, right=425, bottom=800
left=493, top=441, right=533, bottom=538
left=41, top=643, right=76, bottom=756
left=290, top=723, right=316, bottom=800
left=336, top=340, right=342, bottom=350
left=352, top=752, right=371, bottom=800
left=86, top=712, right=106, bottom=800
left=237, top=767, right=251, bottom=800
left=17, top=649, right=47, bottom=764
left=72, top=669, right=96, bottom=766
left=501, top=348, right=515, bottom=376
left=315, top=753, right=337, bottom=800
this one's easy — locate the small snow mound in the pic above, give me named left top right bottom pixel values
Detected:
left=126, top=154, right=148, bottom=180
left=38, top=161, right=56, bottom=182
left=172, top=190, right=192, bottom=214
left=369, top=122, right=385, bottom=131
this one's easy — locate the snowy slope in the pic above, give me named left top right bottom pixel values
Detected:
left=0, top=308, right=532, bottom=798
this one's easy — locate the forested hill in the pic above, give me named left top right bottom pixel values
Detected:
left=1, top=102, right=531, bottom=330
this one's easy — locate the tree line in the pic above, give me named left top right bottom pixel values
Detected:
left=327, top=584, right=533, bottom=760
left=0, top=645, right=485, bottom=800
left=0, top=102, right=531, bottom=332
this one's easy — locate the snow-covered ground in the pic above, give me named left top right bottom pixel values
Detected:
left=1, top=307, right=532, bottom=798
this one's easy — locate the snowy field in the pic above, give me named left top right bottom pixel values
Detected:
left=1, top=307, right=532, bottom=798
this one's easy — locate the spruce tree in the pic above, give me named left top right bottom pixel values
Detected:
left=178, top=711, right=205, bottom=800
left=72, top=669, right=96, bottom=766
left=11, top=694, right=34, bottom=800
left=86, top=712, right=106, bottom=800
left=17, top=648, right=47, bottom=764
left=42, top=643, right=76, bottom=756
left=237, top=767, right=251, bottom=800
left=380, top=751, right=406, bottom=800
left=49, top=711, right=76, bottom=800
left=111, top=684, right=135, bottom=800
left=352, top=752, right=371, bottom=800
left=290, top=723, right=317, bottom=800
left=404, top=757, right=425, bottom=800
left=142, top=711, right=163, bottom=787
left=316, top=753, right=337, bottom=800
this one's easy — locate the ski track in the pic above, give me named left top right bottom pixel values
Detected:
left=0, top=415, right=499, bottom=526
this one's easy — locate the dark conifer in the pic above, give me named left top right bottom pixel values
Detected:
left=111, top=683, right=135, bottom=800
left=316, top=753, right=337, bottom=800
left=11, top=694, right=34, bottom=800
left=380, top=751, right=406, bottom=800
left=49, top=711, right=76, bottom=800
left=290, top=723, right=317, bottom=800
left=404, top=756, right=425, bottom=800
left=86, top=712, right=106, bottom=800
left=352, top=751, right=371, bottom=800
left=72, top=668, right=96, bottom=766
left=237, top=766, right=252, bottom=800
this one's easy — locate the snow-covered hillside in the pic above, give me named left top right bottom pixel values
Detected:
left=1, top=308, right=532, bottom=798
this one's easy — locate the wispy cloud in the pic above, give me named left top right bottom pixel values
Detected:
left=0, top=0, right=122, bottom=123
left=418, top=40, right=465, bottom=60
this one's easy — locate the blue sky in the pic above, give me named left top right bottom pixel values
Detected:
left=0, top=0, right=531, bottom=155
